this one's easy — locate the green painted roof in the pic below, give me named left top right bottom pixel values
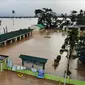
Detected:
left=19, top=54, right=48, bottom=64
left=0, top=29, right=33, bottom=42
left=36, top=24, right=45, bottom=29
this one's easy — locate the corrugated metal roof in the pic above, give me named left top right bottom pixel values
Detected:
left=0, top=29, right=33, bottom=42
left=19, top=54, right=48, bottom=64
left=36, top=24, right=45, bottom=29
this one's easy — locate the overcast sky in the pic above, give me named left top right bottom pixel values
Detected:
left=0, top=0, right=85, bottom=16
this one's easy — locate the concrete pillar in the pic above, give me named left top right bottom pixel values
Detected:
left=23, top=34, right=25, bottom=38
left=0, top=42, right=4, bottom=47
left=25, top=34, right=27, bottom=37
left=78, top=27, right=81, bottom=37
left=43, top=64, right=45, bottom=70
left=28, top=33, right=30, bottom=37
left=12, top=39, right=15, bottom=43
left=10, top=40, right=12, bottom=44
left=31, top=32, right=32, bottom=36
left=15, top=37, right=17, bottom=42
left=27, top=33, right=29, bottom=37
left=22, top=60, right=24, bottom=66
left=29, top=32, right=30, bottom=36
left=4, top=59, right=6, bottom=64
left=27, top=34, right=28, bottom=37
left=29, top=32, right=32, bottom=37
left=20, top=36, right=22, bottom=40
left=66, top=28, right=68, bottom=32
left=17, top=36, right=22, bottom=40
left=30, top=32, right=32, bottom=36
left=4, top=41, right=6, bottom=46
left=0, top=62, right=3, bottom=72
left=0, top=43, right=1, bottom=47
left=25, top=33, right=29, bottom=39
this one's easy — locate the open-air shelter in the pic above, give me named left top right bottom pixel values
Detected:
left=19, top=54, right=48, bottom=70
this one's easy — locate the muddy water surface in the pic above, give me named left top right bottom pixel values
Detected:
left=0, top=31, right=85, bottom=82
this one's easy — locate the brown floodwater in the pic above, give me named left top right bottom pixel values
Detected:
left=0, top=30, right=85, bottom=84
left=0, top=70, right=74, bottom=85
left=0, top=70, right=58, bottom=85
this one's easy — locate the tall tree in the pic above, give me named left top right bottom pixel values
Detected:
left=35, top=8, right=57, bottom=29
left=70, top=10, right=77, bottom=23
left=34, top=9, right=43, bottom=17
left=61, top=13, right=67, bottom=20
left=77, top=9, right=85, bottom=25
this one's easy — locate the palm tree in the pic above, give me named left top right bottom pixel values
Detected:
left=70, top=10, right=77, bottom=23
left=77, top=9, right=85, bottom=25
left=35, top=9, right=43, bottom=17
left=12, top=10, right=15, bottom=26
left=36, top=8, right=57, bottom=29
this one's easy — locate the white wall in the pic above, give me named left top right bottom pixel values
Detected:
left=0, top=18, right=38, bottom=34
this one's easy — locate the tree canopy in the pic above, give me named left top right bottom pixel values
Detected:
left=77, top=9, right=85, bottom=25
left=35, top=8, right=57, bottom=29
left=70, top=10, right=77, bottom=23
left=70, top=9, right=85, bottom=25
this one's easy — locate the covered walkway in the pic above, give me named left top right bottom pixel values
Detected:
left=0, top=28, right=33, bottom=46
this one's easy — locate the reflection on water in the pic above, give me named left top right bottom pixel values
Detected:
left=0, top=31, right=85, bottom=81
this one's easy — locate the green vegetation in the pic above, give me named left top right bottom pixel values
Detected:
left=5, top=67, right=85, bottom=85
left=35, top=8, right=57, bottom=29
left=76, top=36, right=85, bottom=63
left=77, top=9, right=85, bottom=25
left=35, top=8, right=85, bottom=28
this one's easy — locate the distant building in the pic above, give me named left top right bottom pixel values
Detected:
left=66, top=25, right=85, bottom=30
left=65, top=25, right=85, bottom=36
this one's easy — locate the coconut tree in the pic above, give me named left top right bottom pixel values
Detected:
left=70, top=10, right=77, bottom=23
left=35, top=8, right=57, bottom=29
left=77, top=9, right=85, bottom=25
left=34, top=9, right=43, bottom=17
left=35, top=8, right=57, bottom=38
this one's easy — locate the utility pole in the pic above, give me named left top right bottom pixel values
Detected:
left=12, top=10, right=15, bottom=29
